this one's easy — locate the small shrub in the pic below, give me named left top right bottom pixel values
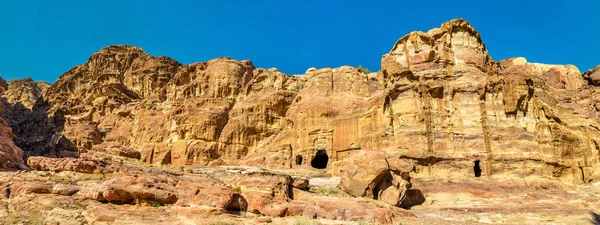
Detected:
left=153, top=202, right=162, bottom=208
left=233, top=186, right=242, bottom=192
left=358, top=65, right=371, bottom=74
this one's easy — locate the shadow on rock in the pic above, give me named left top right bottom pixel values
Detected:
left=591, top=211, right=600, bottom=225
left=400, top=189, right=425, bottom=209
left=3, top=96, right=76, bottom=160
left=226, top=193, right=249, bottom=215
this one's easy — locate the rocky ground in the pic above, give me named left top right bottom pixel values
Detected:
left=1, top=151, right=599, bottom=225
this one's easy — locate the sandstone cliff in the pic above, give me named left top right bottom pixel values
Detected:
left=378, top=19, right=600, bottom=184
left=3, top=19, right=600, bottom=184
left=0, top=77, right=27, bottom=170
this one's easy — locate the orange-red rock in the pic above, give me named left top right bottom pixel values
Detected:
left=27, top=156, right=111, bottom=173
left=2, top=19, right=600, bottom=186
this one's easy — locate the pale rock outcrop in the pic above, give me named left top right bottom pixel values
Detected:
left=3, top=78, right=50, bottom=109
left=499, top=57, right=585, bottom=90
left=384, top=18, right=496, bottom=74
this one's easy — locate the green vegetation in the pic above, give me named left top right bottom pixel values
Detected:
left=233, top=186, right=242, bottom=192
left=358, top=65, right=371, bottom=74
left=153, top=202, right=162, bottom=208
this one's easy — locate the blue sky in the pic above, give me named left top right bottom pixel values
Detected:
left=0, top=1, right=598, bottom=83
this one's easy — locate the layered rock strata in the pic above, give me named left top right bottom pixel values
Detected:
left=3, top=19, right=600, bottom=184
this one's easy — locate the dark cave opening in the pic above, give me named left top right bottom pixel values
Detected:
left=311, top=150, right=328, bottom=169
left=373, top=171, right=393, bottom=200
left=474, top=160, right=482, bottom=177
left=295, top=155, right=303, bottom=165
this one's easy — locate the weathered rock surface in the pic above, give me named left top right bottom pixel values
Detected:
left=583, top=64, right=600, bottom=86
left=2, top=78, right=70, bottom=158
left=2, top=18, right=600, bottom=186
left=499, top=57, right=585, bottom=90
left=27, top=156, right=112, bottom=173
left=2, top=145, right=600, bottom=225
left=3, top=78, right=50, bottom=109
left=231, top=172, right=293, bottom=214
left=0, top=76, right=26, bottom=170
left=377, top=19, right=600, bottom=184
left=338, top=150, right=418, bottom=208
left=0, top=158, right=420, bottom=224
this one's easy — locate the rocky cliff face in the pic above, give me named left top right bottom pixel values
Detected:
left=0, top=77, right=27, bottom=170
left=378, top=20, right=600, bottom=184
left=3, top=19, right=600, bottom=184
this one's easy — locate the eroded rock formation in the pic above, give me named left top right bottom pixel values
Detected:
left=0, top=77, right=26, bottom=170
left=377, top=19, right=600, bottom=184
left=338, top=151, right=417, bottom=208
left=2, top=79, right=59, bottom=159
left=3, top=18, right=600, bottom=185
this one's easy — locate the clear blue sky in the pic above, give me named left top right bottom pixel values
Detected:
left=0, top=1, right=599, bottom=83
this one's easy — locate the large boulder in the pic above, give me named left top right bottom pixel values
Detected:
left=338, top=150, right=421, bottom=208
left=89, top=175, right=179, bottom=205
left=232, top=172, right=293, bottom=214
